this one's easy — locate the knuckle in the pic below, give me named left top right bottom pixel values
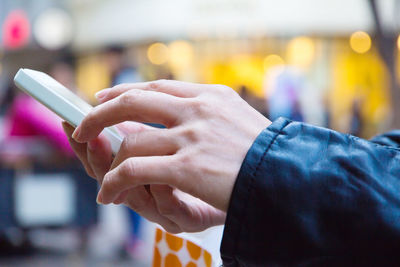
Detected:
left=178, top=152, right=192, bottom=166
left=114, top=83, right=130, bottom=90
left=172, top=154, right=195, bottom=193
left=175, top=153, right=193, bottom=178
left=102, top=173, right=113, bottom=187
left=111, top=83, right=125, bottom=92
left=148, top=79, right=168, bottom=91
left=119, top=91, right=136, bottom=106
left=120, top=90, right=145, bottom=107
left=119, top=158, right=136, bottom=178
left=102, top=166, right=126, bottom=195
left=84, top=110, right=98, bottom=127
left=100, top=175, right=113, bottom=197
left=214, top=84, right=236, bottom=97
left=215, top=84, right=234, bottom=95
left=178, top=126, right=199, bottom=143
left=186, top=98, right=209, bottom=117
left=120, top=134, right=137, bottom=153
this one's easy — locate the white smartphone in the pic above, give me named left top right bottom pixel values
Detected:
left=14, top=68, right=123, bottom=155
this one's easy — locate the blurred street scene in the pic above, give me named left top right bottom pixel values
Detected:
left=1, top=0, right=400, bottom=266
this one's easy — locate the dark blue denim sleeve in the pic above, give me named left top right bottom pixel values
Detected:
left=221, top=117, right=400, bottom=266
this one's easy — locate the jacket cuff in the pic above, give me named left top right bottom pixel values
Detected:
left=220, top=117, right=291, bottom=265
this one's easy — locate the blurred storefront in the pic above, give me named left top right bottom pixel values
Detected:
left=1, top=0, right=399, bottom=135
left=66, top=0, right=398, bottom=137
left=0, top=0, right=400, bottom=265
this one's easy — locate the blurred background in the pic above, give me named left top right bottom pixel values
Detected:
left=0, top=0, right=400, bottom=266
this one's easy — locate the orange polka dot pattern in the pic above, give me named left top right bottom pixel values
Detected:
left=152, top=228, right=214, bottom=267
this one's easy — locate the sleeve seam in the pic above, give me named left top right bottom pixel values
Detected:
left=252, top=125, right=285, bottom=178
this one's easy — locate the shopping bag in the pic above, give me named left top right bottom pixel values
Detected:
left=152, top=225, right=224, bottom=267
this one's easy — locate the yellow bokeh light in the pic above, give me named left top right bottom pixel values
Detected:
left=76, top=55, right=110, bottom=102
left=168, top=40, right=194, bottom=69
left=397, top=35, right=400, bottom=51
left=263, top=54, right=285, bottom=71
left=287, top=36, right=315, bottom=67
left=147, top=43, right=169, bottom=65
left=350, top=31, right=371, bottom=54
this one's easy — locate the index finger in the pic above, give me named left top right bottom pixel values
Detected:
left=96, top=80, right=204, bottom=103
left=73, top=89, right=185, bottom=143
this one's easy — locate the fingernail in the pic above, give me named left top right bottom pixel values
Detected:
left=96, top=193, right=103, bottom=204
left=95, top=88, right=110, bottom=102
left=88, top=140, right=97, bottom=151
left=72, top=126, right=81, bottom=141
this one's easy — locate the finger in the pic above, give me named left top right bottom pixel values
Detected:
left=113, top=185, right=151, bottom=204
left=150, top=185, right=186, bottom=221
left=73, top=90, right=185, bottom=142
left=62, top=121, right=96, bottom=178
left=98, top=156, right=177, bottom=204
left=110, top=129, right=179, bottom=170
left=96, top=80, right=202, bottom=102
left=150, top=185, right=226, bottom=231
left=121, top=186, right=181, bottom=233
left=107, top=187, right=182, bottom=234
left=112, top=189, right=130, bottom=205
left=115, top=121, right=155, bottom=137
left=87, top=134, right=113, bottom=184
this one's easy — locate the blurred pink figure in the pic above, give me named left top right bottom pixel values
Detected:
left=5, top=93, right=73, bottom=157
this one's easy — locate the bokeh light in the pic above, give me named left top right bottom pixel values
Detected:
left=397, top=35, right=400, bottom=51
left=33, top=8, right=73, bottom=50
left=2, top=10, right=30, bottom=50
left=77, top=55, right=111, bottom=102
left=0, top=2, right=399, bottom=266
left=287, top=36, right=315, bottom=67
left=350, top=31, right=371, bottom=54
left=263, top=54, right=285, bottom=71
left=168, top=40, right=194, bottom=69
left=147, top=43, right=169, bottom=65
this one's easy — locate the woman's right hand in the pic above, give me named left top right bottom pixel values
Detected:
left=72, top=80, right=270, bottom=210
left=63, top=119, right=226, bottom=234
